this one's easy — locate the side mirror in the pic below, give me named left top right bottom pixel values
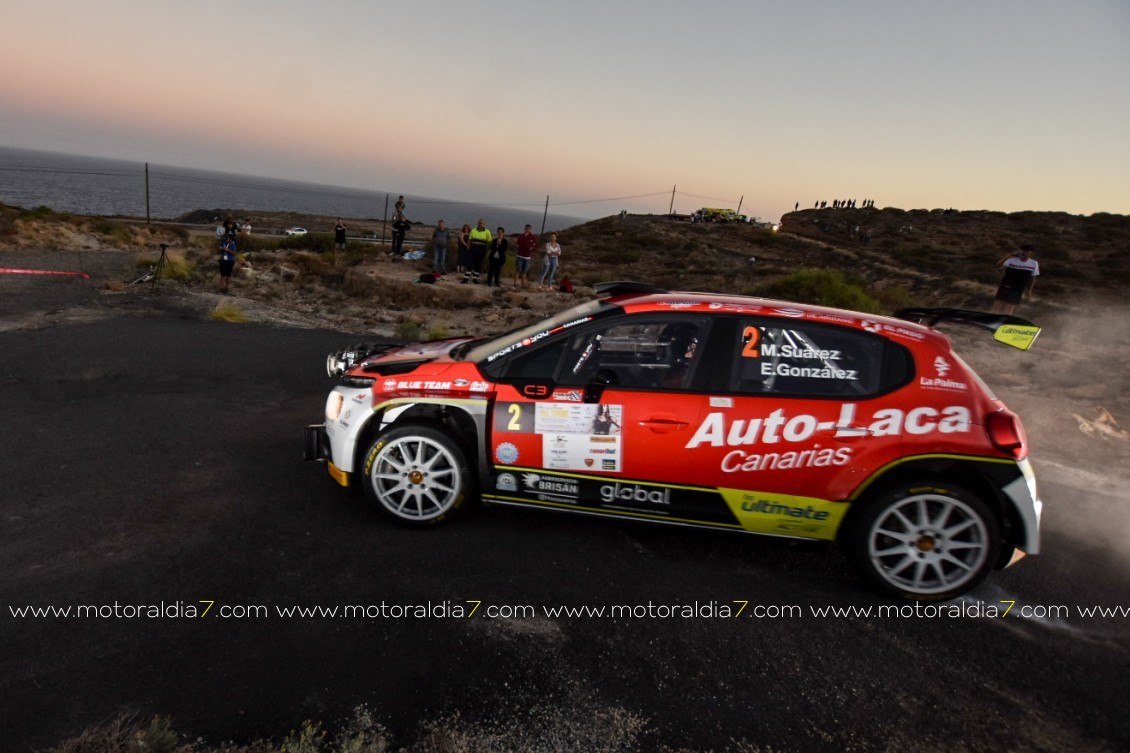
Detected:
left=584, top=370, right=618, bottom=403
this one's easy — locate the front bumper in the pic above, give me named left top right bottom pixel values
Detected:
left=304, top=424, right=352, bottom=487
left=303, top=424, right=330, bottom=462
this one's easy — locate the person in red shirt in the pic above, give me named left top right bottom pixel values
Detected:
left=514, top=224, right=538, bottom=288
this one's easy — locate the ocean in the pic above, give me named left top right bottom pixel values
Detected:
left=0, top=145, right=587, bottom=232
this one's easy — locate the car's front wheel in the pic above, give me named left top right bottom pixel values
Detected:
left=845, top=481, right=1000, bottom=600
left=361, top=425, right=468, bottom=526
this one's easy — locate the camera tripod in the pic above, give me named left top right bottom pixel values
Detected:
left=128, top=243, right=171, bottom=289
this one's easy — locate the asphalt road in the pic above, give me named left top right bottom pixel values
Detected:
left=2, top=275, right=1129, bottom=751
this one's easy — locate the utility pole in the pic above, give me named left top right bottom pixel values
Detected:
left=669, top=185, right=676, bottom=217
left=145, top=163, right=150, bottom=225
left=737, top=195, right=744, bottom=216
left=381, top=193, right=389, bottom=248
left=540, top=195, right=549, bottom=236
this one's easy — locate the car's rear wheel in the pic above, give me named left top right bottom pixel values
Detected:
left=846, top=481, right=1000, bottom=600
left=361, top=425, right=468, bottom=526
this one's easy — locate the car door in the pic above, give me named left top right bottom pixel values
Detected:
left=684, top=315, right=913, bottom=539
left=486, top=315, right=732, bottom=524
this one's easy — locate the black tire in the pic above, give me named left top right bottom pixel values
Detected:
left=844, top=481, right=1001, bottom=601
left=360, top=425, right=469, bottom=526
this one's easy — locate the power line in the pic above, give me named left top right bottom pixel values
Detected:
left=2, top=161, right=744, bottom=215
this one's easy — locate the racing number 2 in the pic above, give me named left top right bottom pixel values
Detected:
left=494, top=402, right=535, bottom=434
left=742, top=326, right=761, bottom=358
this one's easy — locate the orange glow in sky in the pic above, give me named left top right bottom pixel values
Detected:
left=2, top=0, right=1128, bottom=221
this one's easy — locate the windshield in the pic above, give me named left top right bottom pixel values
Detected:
left=462, top=298, right=617, bottom=364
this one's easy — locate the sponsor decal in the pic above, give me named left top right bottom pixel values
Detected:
left=773, top=307, right=806, bottom=318
left=919, top=377, right=968, bottom=391
left=710, top=397, right=734, bottom=408
left=721, top=446, right=853, bottom=473
left=521, top=472, right=580, bottom=502
left=657, top=301, right=701, bottom=309
left=383, top=379, right=398, bottom=391
left=686, top=403, right=972, bottom=450
left=536, top=404, right=624, bottom=471
left=552, top=389, right=585, bottom=402
left=709, top=302, right=764, bottom=314
left=600, top=482, right=671, bottom=506
left=391, top=380, right=456, bottom=391
left=485, top=317, right=594, bottom=363
left=993, top=324, right=1040, bottom=351
left=920, top=355, right=967, bottom=391
left=495, top=442, right=519, bottom=464
left=720, top=489, right=849, bottom=540
left=813, top=313, right=855, bottom=324
left=861, top=320, right=927, bottom=341
left=352, top=393, right=369, bottom=403
left=453, top=379, right=471, bottom=387
left=495, top=472, right=518, bottom=492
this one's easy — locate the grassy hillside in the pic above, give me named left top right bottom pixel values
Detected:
left=3, top=202, right=1128, bottom=328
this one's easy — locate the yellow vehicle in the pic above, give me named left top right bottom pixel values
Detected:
left=695, top=207, right=747, bottom=223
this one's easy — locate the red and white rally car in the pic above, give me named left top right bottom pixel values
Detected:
left=304, top=282, right=1043, bottom=600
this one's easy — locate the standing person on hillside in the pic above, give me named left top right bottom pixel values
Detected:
left=515, top=224, right=538, bottom=288
left=456, top=224, right=471, bottom=274
left=391, top=214, right=410, bottom=257
left=486, top=227, right=507, bottom=287
left=334, top=218, right=347, bottom=251
left=394, top=195, right=406, bottom=219
left=538, top=232, right=562, bottom=291
left=431, top=220, right=450, bottom=276
left=991, top=245, right=1040, bottom=315
left=463, top=218, right=492, bottom=284
left=218, top=233, right=238, bottom=295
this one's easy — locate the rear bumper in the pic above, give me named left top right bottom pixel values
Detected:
left=1003, top=457, right=1042, bottom=557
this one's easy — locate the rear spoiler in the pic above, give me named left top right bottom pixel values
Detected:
left=892, top=308, right=1041, bottom=351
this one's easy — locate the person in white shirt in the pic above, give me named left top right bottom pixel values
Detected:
left=991, top=245, right=1040, bottom=315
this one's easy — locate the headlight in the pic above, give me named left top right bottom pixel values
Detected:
left=325, top=392, right=344, bottom=422
left=327, top=353, right=347, bottom=377
left=326, top=343, right=394, bottom=377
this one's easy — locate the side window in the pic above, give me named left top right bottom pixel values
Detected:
left=555, top=317, right=709, bottom=391
left=733, top=319, right=890, bottom=397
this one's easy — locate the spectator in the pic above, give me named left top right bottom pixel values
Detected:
left=391, top=215, right=410, bottom=257
left=334, top=218, right=347, bottom=251
left=514, top=224, right=538, bottom=288
left=991, top=245, right=1040, bottom=315
left=456, top=224, right=471, bottom=273
left=486, top=227, right=507, bottom=287
left=218, top=234, right=237, bottom=295
left=539, top=232, right=562, bottom=291
left=463, top=218, right=492, bottom=284
left=431, top=220, right=450, bottom=276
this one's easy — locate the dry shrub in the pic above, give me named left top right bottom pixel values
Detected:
left=343, top=268, right=479, bottom=308
left=210, top=301, right=249, bottom=323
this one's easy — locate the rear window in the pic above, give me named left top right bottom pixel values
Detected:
left=730, top=318, right=912, bottom=398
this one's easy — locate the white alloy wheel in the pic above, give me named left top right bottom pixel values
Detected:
left=851, top=484, right=1000, bottom=600
left=362, top=426, right=467, bottom=525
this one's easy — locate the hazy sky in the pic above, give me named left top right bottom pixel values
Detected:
left=2, top=0, right=1128, bottom=221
